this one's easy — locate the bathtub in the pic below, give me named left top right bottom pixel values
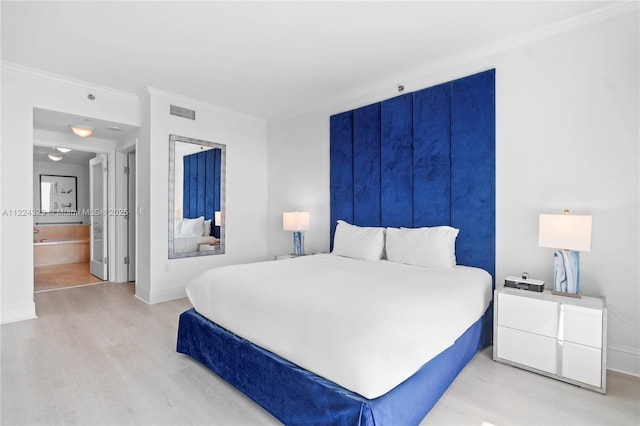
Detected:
left=33, top=224, right=90, bottom=267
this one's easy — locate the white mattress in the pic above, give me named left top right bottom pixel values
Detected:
left=186, top=253, right=492, bottom=399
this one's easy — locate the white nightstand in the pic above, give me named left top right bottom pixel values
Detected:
left=493, top=286, right=607, bottom=393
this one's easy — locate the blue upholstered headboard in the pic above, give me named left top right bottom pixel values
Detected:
left=183, top=149, right=222, bottom=238
left=330, top=69, right=495, bottom=281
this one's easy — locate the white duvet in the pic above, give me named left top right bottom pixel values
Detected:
left=186, top=253, right=492, bottom=399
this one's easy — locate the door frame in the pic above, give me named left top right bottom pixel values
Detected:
left=115, top=139, right=137, bottom=283
left=34, top=140, right=118, bottom=282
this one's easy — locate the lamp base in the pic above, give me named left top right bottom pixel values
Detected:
left=292, top=231, right=305, bottom=256
left=553, top=250, right=580, bottom=295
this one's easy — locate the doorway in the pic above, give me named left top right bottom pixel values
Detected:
left=33, top=146, right=108, bottom=292
left=32, top=108, right=139, bottom=294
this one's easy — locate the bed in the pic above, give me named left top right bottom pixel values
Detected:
left=173, top=235, right=219, bottom=253
left=177, top=69, right=495, bottom=424
left=173, top=216, right=220, bottom=253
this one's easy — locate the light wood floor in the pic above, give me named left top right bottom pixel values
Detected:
left=1, top=283, right=638, bottom=425
left=34, top=262, right=105, bottom=292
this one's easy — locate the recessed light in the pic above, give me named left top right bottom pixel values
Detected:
left=55, top=147, right=72, bottom=153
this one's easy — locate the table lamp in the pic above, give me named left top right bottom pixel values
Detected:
left=538, top=210, right=592, bottom=297
left=283, top=211, right=310, bottom=255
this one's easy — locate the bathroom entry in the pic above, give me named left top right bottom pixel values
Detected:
left=32, top=108, right=139, bottom=292
left=89, top=154, right=108, bottom=280
left=33, top=145, right=107, bottom=292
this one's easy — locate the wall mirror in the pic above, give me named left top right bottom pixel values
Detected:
left=169, top=134, right=225, bottom=258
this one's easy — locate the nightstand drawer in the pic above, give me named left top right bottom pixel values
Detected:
left=497, top=326, right=557, bottom=374
left=562, top=341, right=602, bottom=387
left=562, top=305, right=602, bottom=348
left=497, top=292, right=558, bottom=338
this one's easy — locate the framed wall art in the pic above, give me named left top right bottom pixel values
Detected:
left=40, top=174, right=78, bottom=213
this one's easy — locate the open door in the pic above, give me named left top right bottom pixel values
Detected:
left=90, top=154, right=108, bottom=280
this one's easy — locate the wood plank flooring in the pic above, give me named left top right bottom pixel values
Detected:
left=2, top=282, right=639, bottom=425
left=34, top=262, right=105, bottom=292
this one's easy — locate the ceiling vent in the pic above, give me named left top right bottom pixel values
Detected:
left=170, top=104, right=196, bottom=120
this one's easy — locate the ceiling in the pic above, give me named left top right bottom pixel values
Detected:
left=33, top=108, right=139, bottom=141
left=32, top=108, right=139, bottom=165
left=1, top=1, right=624, bottom=121
left=33, top=145, right=96, bottom=166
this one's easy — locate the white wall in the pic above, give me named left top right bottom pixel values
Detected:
left=267, top=11, right=639, bottom=375
left=268, top=113, right=330, bottom=256
left=32, top=160, right=90, bottom=225
left=0, top=64, right=140, bottom=323
left=135, top=87, right=268, bottom=304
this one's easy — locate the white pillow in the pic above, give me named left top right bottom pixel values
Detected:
left=180, top=216, right=205, bottom=237
left=332, top=220, right=385, bottom=261
left=203, top=219, right=212, bottom=236
left=174, top=218, right=184, bottom=236
left=386, top=226, right=459, bottom=268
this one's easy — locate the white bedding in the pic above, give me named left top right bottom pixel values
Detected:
left=186, top=253, right=492, bottom=399
left=174, top=235, right=219, bottom=253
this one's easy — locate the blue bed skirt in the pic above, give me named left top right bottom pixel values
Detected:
left=177, top=304, right=492, bottom=425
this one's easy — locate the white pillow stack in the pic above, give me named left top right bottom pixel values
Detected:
left=174, top=218, right=184, bottom=236
left=179, top=216, right=205, bottom=237
left=332, top=220, right=386, bottom=261
left=386, top=226, right=459, bottom=268
left=331, top=220, right=459, bottom=268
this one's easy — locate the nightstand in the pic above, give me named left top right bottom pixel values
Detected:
left=493, top=286, right=607, bottom=393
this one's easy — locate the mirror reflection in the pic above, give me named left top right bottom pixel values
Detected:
left=169, top=135, right=225, bottom=258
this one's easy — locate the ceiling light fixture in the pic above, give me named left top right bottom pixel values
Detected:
left=71, top=125, right=93, bottom=138
left=55, top=147, right=72, bottom=153
left=47, top=152, right=63, bottom=162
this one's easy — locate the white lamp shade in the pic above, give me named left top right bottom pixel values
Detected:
left=215, top=211, right=222, bottom=226
left=538, top=214, right=592, bottom=252
left=283, top=211, right=310, bottom=231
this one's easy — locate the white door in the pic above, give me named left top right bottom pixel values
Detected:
left=90, top=154, right=108, bottom=280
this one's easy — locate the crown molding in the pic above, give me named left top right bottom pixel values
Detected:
left=1, top=61, right=138, bottom=100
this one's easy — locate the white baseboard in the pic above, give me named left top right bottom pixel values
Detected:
left=1, top=302, right=37, bottom=324
left=133, top=283, right=186, bottom=305
left=148, top=285, right=187, bottom=305
left=607, top=344, right=640, bottom=377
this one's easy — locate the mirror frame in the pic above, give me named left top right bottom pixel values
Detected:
left=168, top=134, right=226, bottom=258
